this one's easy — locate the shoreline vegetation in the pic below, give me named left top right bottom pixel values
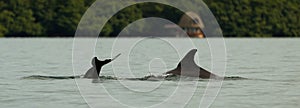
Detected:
left=0, top=36, right=300, bottom=40
left=0, top=0, right=299, bottom=37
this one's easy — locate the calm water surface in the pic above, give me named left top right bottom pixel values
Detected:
left=0, top=38, right=299, bottom=108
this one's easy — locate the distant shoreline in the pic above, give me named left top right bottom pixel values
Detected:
left=1, top=37, right=299, bottom=39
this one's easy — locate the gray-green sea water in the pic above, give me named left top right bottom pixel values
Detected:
left=1, top=38, right=299, bottom=108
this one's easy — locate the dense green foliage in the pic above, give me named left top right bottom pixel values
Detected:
left=0, top=0, right=298, bottom=37
left=101, top=2, right=183, bottom=36
left=204, top=0, right=299, bottom=37
left=0, top=0, right=90, bottom=37
left=0, top=0, right=43, bottom=36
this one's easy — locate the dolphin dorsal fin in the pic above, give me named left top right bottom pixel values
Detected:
left=176, top=49, right=200, bottom=76
left=177, top=49, right=198, bottom=68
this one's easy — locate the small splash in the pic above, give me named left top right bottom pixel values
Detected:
left=99, top=76, right=118, bottom=80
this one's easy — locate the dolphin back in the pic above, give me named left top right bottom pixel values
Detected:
left=167, top=49, right=220, bottom=79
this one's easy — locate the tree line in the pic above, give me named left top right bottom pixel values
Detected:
left=0, top=0, right=298, bottom=37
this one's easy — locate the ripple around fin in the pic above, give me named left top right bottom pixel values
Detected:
left=223, top=76, right=270, bottom=81
left=21, top=75, right=82, bottom=80
left=223, top=76, right=249, bottom=80
left=22, top=75, right=250, bottom=81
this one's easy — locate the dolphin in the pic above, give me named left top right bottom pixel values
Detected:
left=83, top=57, right=112, bottom=79
left=84, top=54, right=121, bottom=79
left=165, top=49, right=221, bottom=79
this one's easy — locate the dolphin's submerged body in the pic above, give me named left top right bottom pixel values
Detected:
left=82, top=49, right=222, bottom=80
left=23, top=49, right=245, bottom=80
